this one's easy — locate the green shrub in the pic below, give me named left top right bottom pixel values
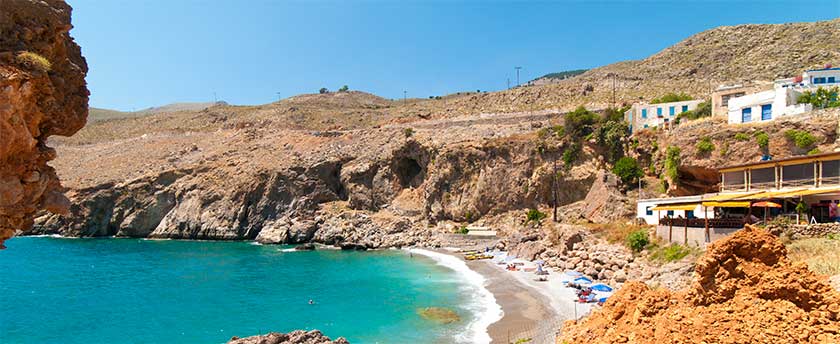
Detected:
left=564, top=106, right=598, bottom=139
left=676, top=100, right=711, bottom=121
left=16, top=51, right=51, bottom=72
left=551, top=125, right=565, bottom=137
left=457, top=226, right=469, bottom=234
left=525, top=208, right=547, bottom=224
left=403, top=128, right=414, bottom=137
left=695, top=137, right=715, bottom=154
left=595, top=120, right=629, bottom=163
left=797, top=86, right=840, bottom=109
left=626, top=229, right=650, bottom=252
left=808, top=147, right=821, bottom=155
left=734, top=133, right=750, bottom=141
left=664, top=146, right=681, bottom=182
left=319, top=87, right=329, bottom=94
left=650, top=243, right=693, bottom=263
left=464, top=211, right=473, bottom=223
left=562, top=143, right=580, bottom=169
left=612, top=157, right=644, bottom=185
left=754, top=131, right=769, bottom=149
left=784, top=129, right=817, bottom=149
left=650, top=92, right=693, bottom=104
left=338, top=85, right=349, bottom=92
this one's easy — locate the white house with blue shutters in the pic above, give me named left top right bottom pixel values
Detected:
left=624, top=99, right=704, bottom=133
left=727, top=66, right=840, bottom=124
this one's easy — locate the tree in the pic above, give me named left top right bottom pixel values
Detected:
left=564, top=106, right=598, bottom=139
left=338, top=85, right=349, bottom=92
left=595, top=120, right=629, bottom=163
left=613, top=157, right=644, bottom=185
left=319, top=87, right=329, bottom=94
left=797, top=86, right=839, bottom=109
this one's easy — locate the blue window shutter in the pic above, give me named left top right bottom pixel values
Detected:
left=761, top=104, right=772, bottom=120
left=742, top=108, right=752, bottom=122
left=641, top=109, right=647, bottom=118
left=657, top=107, right=662, bottom=116
left=829, top=77, right=836, bottom=83
left=682, top=105, right=688, bottom=112
left=669, top=106, right=675, bottom=116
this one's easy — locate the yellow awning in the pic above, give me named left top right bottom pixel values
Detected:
left=701, top=201, right=751, bottom=208
left=702, top=192, right=761, bottom=201
left=773, top=186, right=840, bottom=198
left=651, top=203, right=699, bottom=211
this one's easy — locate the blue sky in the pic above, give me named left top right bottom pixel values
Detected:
left=68, top=1, right=840, bottom=111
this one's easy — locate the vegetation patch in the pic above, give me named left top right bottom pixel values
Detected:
left=588, top=222, right=648, bottom=245
left=797, top=86, right=840, bottom=109
left=676, top=100, right=711, bottom=121
left=695, top=137, right=715, bottom=154
left=651, top=92, right=692, bottom=104
left=754, top=131, right=769, bottom=149
left=649, top=243, right=696, bottom=263
left=787, top=236, right=840, bottom=275
left=664, top=146, right=681, bottom=183
left=719, top=142, right=729, bottom=156
left=784, top=129, right=817, bottom=149
left=734, top=132, right=750, bottom=141
left=612, top=157, right=643, bottom=186
left=16, top=51, right=51, bottom=72
left=808, top=148, right=821, bottom=155
left=525, top=208, right=547, bottom=224
left=562, top=143, right=581, bottom=169
left=626, top=229, right=651, bottom=252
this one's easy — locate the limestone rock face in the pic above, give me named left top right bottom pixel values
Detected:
left=0, top=0, right=88, bottom=248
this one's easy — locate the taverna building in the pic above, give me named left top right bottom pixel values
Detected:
left=624, top=99, right=704, bottom=133
left=637, top=151, right=840, bottom=246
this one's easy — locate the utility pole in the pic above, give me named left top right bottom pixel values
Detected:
left=403, top=90, right=407, bottom=103
left=213, top=92, right=218, bottom=103
left=507, top=78, right=510, bottom=90
left=276, top=92, right=282, bottom=102
left=552, top=160, right=558, bottom=222
left=611, top=73, right=617, bottom=109
left=515, top=66, right=522, bottom=87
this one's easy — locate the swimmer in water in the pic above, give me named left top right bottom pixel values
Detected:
left=308, top=299, right=314, bottom=305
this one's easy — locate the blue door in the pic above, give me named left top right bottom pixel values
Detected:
left=657, top=107, right=663, bottom=117
left=761, top=104, right=772, bottom=121
left=669, top=106, right=675, bottom=116
left=742, top=108, right=752, bottom=122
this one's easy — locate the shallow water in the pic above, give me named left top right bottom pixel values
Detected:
left=1, top=237, right=491, bottom=343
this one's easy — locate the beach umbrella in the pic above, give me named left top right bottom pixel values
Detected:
left=564, top=270, right=583, bottom=278
left=590, top=284, right=613, bottom=292
left=573, top=276, right=593, bottom=285
left=753, top=201, right=782, bottom=222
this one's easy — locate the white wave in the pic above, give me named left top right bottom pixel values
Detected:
left=408, top=248, right=503, bottom=344
left=249, top=242, right=263, bottom=246
left=24, top=234, right=69, bottom=238
left=279, top=248, right=297, bottom=252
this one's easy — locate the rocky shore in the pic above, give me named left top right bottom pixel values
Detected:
left=228, top=330, right=348, bottom=344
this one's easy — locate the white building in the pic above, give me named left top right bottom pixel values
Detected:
left=727, top=66, right=840, bottom=124
left=625, top=99, right=704, bottom=133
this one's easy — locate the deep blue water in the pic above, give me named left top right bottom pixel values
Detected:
left=0, top=237, right=488, bottom=344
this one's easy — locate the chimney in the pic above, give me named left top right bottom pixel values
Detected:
left=826, top=63, right=833, bottom=69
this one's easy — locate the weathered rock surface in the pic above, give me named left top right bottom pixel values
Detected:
left=0, top=0, right=88, bottom=248
left=227, top=330, right=348, bottom=344
left=560, top=225, right=840, bottom=343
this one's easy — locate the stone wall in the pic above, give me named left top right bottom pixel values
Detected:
left=767, top=222, right=840, bottom=239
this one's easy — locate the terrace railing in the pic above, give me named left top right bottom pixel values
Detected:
left=660, top=217, right=745, bottom=229
left=781, top=177, right=817, bottom=189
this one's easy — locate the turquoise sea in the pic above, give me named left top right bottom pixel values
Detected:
left=1, top=237, right=500, bottom=344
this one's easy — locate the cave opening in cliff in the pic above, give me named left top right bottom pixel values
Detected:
left=394, top=157, right=423, bottom=188
left=330, top=163, right=348, bottom=201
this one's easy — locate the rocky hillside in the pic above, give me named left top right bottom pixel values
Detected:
left=0, top=0, right=88, bottom=248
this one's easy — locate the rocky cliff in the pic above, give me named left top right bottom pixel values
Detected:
left=0, top=0, right=88, bottom=248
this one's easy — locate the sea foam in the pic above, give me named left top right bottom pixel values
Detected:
left=409, top=248, right=503, bottom=344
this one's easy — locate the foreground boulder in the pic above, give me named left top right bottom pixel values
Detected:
left=0, top=0, right=89, bottom=248
left=560, top=225, right=840, bottom=343
left=228, top=330, right=348, bottom=344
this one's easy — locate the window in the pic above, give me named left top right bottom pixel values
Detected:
left=646, top=206, right=653, bottom=216
left=723, top=170, right=746, bottom=190
left=761, top=104, right=772, bottom=121
left=829, top=77, right=836, bottom=83
left=782, top=163, right=815, bottom=187
left=682, top=105, right=689, bottom=113
left=667, top=210, right=674, bottom=216
left=750, top=167, right=775, bottom=189
left=641, top=109, right=647, bottom=119
left=686, top=210, right=695, bottom=219
left=814, top=77, right=826, bottom=84
left=644, top=124, right=649, bottom=128
left=823, top=160, right=840, bottom=185
left=669, top=106, right=675, bottom=116
left=742, top=107, right=752, bottom=122
left=657, top=107, right=663, bottom=116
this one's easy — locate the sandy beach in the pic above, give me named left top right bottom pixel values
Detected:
left=467, top=255, right=600, bottom=344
